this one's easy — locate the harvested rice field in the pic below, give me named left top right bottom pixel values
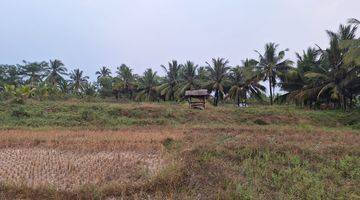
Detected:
left=0, top=128, right=183, bottom=199
left=0, top=148, right=161, bottom=191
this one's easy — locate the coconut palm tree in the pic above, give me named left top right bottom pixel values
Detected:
left=255, top=43, right=293, bottom=105
left=280, top=21, right=360, bottom=109
left=341, top=18, right=360, bottom=65
left=228, top=62, right=265, bottom=106
left=70, top=69, right=89, bottom=94
left=3, top=65, right=21, bottom=86
left=205, top=58, right=230, bottom=106
left=59, top=79, right=71, bottom=95
left=228, top=66, right=246, bottom=106
left=136, top=68, right=159, bottom=101
left=158, top=60, right=182, bottom=101
left=45, top=59, right=68, bottom=86
left=96, top=66, right=111, bottom=79
left=175, top=61, right=200, bottom=98
left=197, top=66, right=208, bottom=84
left=326, top=23, right=357, bottom=41
left=114, top=64, right=136, bottom=99
left=20, top=61, right=47, bottom=86
left=278, top=48, right=321, bottom=106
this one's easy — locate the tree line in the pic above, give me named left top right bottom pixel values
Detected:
left=0, top=18, right=359, bottom=109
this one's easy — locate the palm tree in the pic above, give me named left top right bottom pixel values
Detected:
left=326, top=23, right=357, bottom=41
left=96, top=66, right=111, bottom=79
left=20, top=61, right=47, bottom=86
left=228, top=66, right=246, bottom=106
left=341, top=18, right=360, bottom=65
left=278, top=48, right=321, bottom=106
left=59, top=79, right=71, bottom=95
left=45, top=59, right=68, bottom=86
left=136, top=69, right=159, bottom=101
left=114, top=64, right=136, bottom=99
left=280, top=21, right=360, bottom=110
left=205, top=58, right=230, bottom=106
left=197, top=66, right=208, bottom=83
left=255, top=43, right=293, bottom=105
left=228, top=62, right=265, bottom=106
left=158, top=60, right=182, bottom=101
left=176, top=61, right=199, bottom=98
left=70, top=69, right=89, bottom=94
left=4, top=65, right=21, bottom=86
left=242, top=58, right=259, bottom=68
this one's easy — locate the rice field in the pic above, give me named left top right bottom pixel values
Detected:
left=0, top=129, right=183, bottom=193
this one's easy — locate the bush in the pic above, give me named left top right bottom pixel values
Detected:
left=162, top=138, right=175, bottom=150
left=11, top=106, right=30, bottom=118
left=81, top=110, right=97, bottom=121
left=253, top=118, right=268, bottom=125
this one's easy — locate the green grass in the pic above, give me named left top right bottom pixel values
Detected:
left=0, top=100, right=359, bottom=130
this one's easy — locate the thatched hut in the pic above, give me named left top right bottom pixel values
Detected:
left=185, top=89, right=209, bottom=110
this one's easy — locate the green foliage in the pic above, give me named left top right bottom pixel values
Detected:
left=279, top=19, right=360, bottom=110
left=205, top=58, right=231, bottom=106
left=10, top=106, right=30, bottom=118
left=0, top=18, right=358, bottom=110
left=81, top=109, right=97, bottom=121
left=158, top=60, right=182, bottom=101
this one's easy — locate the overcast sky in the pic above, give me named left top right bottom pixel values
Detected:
left=0, top=0, right=359, bottom=80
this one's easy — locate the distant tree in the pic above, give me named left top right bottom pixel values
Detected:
left=326, top=23, right=358, bottom=41
left=3, top=65, right=22, bottom=86
left=45, top=59, right=68, bottom=86
left=70, top=69, right=89, bottom=94
left=228, top=61, right=265, bottom=106
left=98, top=76, right=113, bottom=98
left=176, top=61, right=200, bottom=98
left=256, top=43, right=293, bottom=105
left=96, top=66, right=111, bottom=79
left=114, top=64, right=137, bottom=99
left=59, top=79, right=71, bottom=95
left=158, top=60, right=182, bottom=101
left=197, top=66, right=208, bottom=83
left=340, top=18, right=360, bottom=65
left=279, top=20, right=360, bottom=110
left=136, top=69, right=159, bottom=101
left=83, top=82, right=97, bottom=97
left=205, top=58, right=230, bottom=106
left=20, top=61, right=47, bottom=86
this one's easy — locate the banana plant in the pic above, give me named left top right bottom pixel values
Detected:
left=4, top=84, right=36, bottom=103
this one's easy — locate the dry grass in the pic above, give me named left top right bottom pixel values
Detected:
left=0, top=148, right=160, bottom=191
left=0, top=128, right=184, bottom=196
left=0, top=128, right=184, bottom=152
left=1, top=125, right=358, bottom=199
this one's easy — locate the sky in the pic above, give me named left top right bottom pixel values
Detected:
left=0, top=0, right=359, bottom=81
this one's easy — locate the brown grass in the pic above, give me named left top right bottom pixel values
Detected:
left=0, top=128, right=184, bottom=195
left=0, top=125, right=359, bottom=199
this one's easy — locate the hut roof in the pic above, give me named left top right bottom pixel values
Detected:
left=185, top=89, right=209, bottom=97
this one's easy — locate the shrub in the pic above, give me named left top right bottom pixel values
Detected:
left=162, top=138, right=175, bottom=150
left=81, top=110, right=97, bottom=121
left=253, top=118, right=268, bottom=125
left=11, top=106, right=30, bottom=118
